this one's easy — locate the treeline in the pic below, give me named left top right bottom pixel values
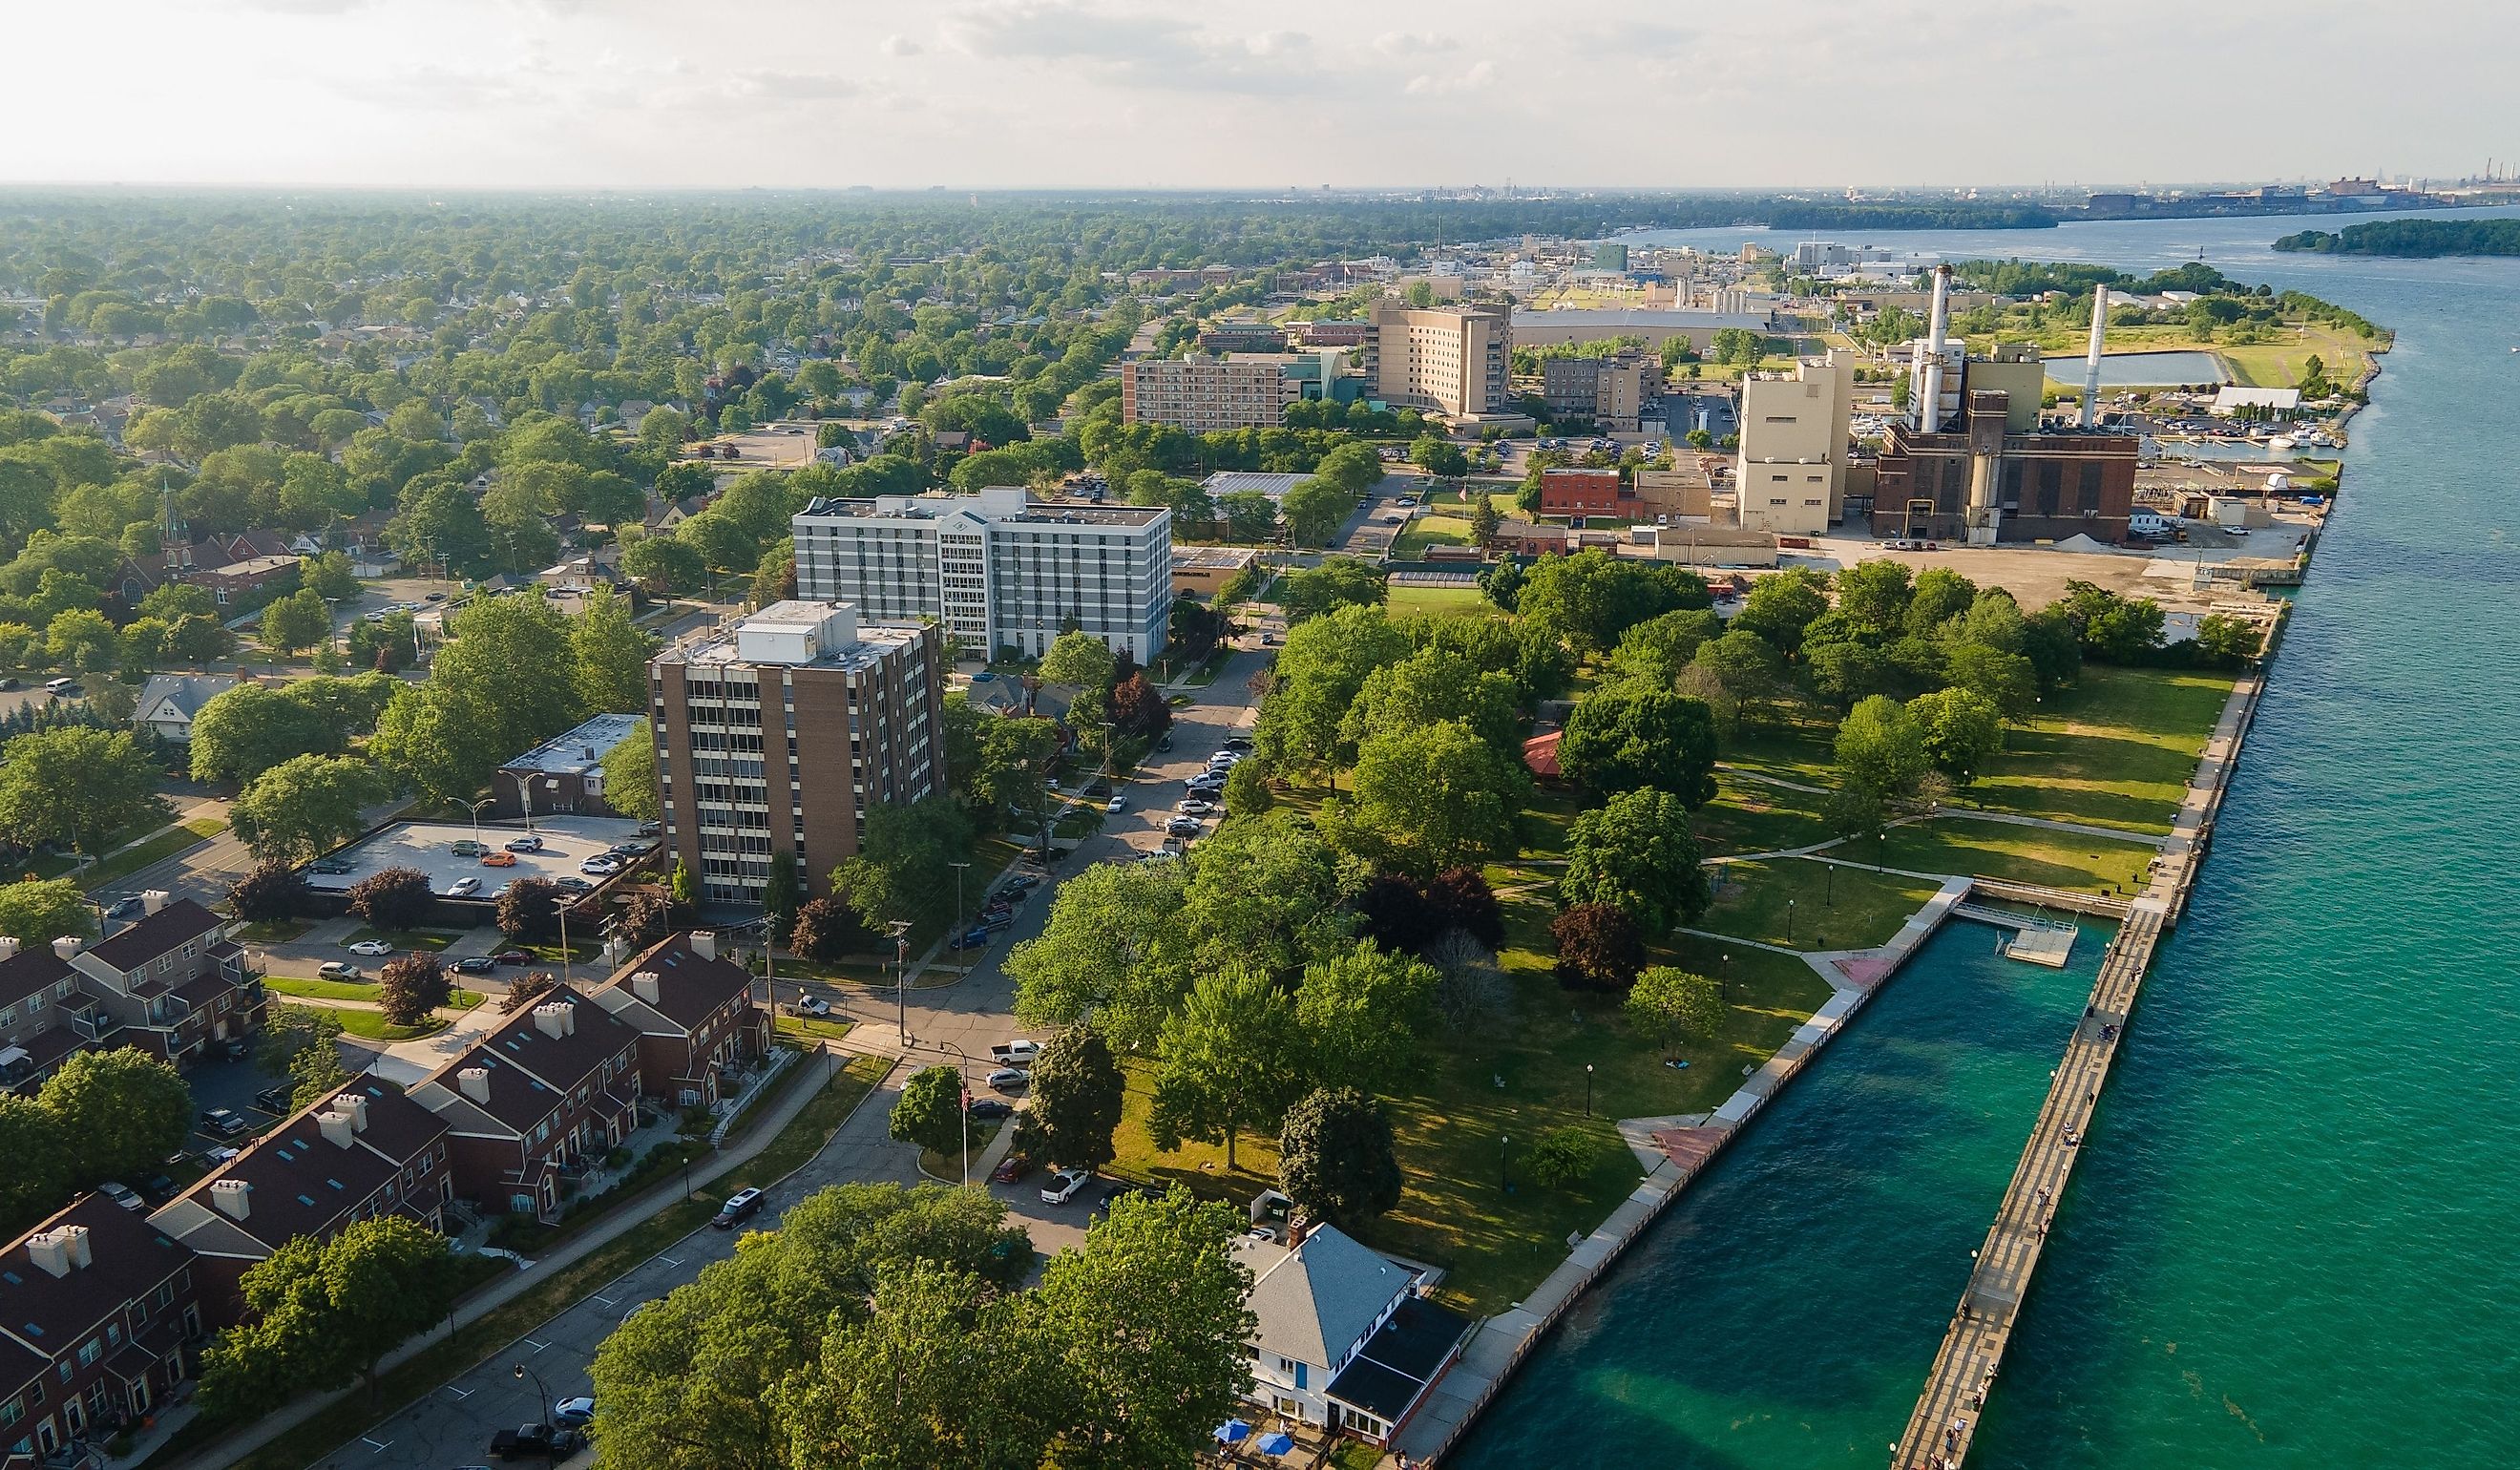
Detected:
left=2275, top=219, right=2520, bottom=258
left=1947, top=259, right=2384, bottom=341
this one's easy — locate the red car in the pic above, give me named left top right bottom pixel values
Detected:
left=991, top=1154, right=1036, bottom=1185
left=494, top=950, right=532, bottom=966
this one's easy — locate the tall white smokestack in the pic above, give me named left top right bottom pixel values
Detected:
left=2080, top=285, right=2110, bottom=429
left=1917, top=265, right=1952, bottom=432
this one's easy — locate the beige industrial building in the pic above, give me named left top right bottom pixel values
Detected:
left=1733, top=351, right=1855, bottom=536
left=1541, top=352, right=1664, bottom=431
left=1122, top=354, right=1302, bottom=432
left=1370, top=300, right=1514, bottom=421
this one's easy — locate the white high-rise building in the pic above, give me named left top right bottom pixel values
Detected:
left=792, top=487, right=1172, bottom=662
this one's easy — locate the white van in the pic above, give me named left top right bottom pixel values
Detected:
left=42, top=678, right=75, bottom=696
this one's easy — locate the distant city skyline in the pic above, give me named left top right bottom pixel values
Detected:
left=4, top=0, right=2510, bottom=192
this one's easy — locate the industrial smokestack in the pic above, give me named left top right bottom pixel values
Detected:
left=2080, top=286, right=2110, bottom=429
left=1917, top=265, right=1952, bottom=432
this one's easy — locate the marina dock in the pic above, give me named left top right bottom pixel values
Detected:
left=1891, top=669, right=2262, bottom=1469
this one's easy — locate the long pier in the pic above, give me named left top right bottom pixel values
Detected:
left=1892, top=668, right=2263, bottom=1469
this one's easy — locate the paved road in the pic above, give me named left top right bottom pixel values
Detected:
left=345, top=641, right=1271, bottom=1470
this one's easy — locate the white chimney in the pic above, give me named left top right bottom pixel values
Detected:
left=1916, top=264, right=1953, bottom=433
left=458, top=1067, right=493, bottom=1103
left=211, top=1180, right=252, bottom=1221
left=52, top=936, right=80, bottom=960
left=2080, top=285, right=2110, bottom=430
left=26, top=1226, right=90, bottom=1277
left=339, top=1093, right=368, bottom=1132
left=533, top=1001, right=575, bottom=1039
left=689, top=931, right=717, bottom=962
left=631, top=971, right=662, bottom=1005
left=141, top=890, right=170, bottom=916
left=317, top=1109, right=356, bottom=1149
left=0, top=936, right=19, bottom=960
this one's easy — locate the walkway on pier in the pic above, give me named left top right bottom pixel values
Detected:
left=1891, top=669, right=2261, bottom=1470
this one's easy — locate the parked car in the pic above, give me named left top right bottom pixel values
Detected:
left=138, top=1173, right=178, bottom=1205
left=453, top=955, right=496, bottom=975
left=989, top=1151, right=1033, bottom=1183
left=1176, top=799, right=1216, bottom=816
left=505, top=835, right=544, bottom=852
left=317, top=961, right=363, bottom=981
left=488, top=1424, right=585, bottom=1462
left=1166, top=816, right=1203, bottom=836
left=551, top=1397, right=596, bottom=1430
left=1040, top=1169, right=1091, bottom=1206
left=307, top=859, right=354, bottom=874
left=554, top=876, right=593, bottom=893
left=96, top=1182, right=143, bottom=1212
left=991, top=1040, right=1040, bottom=1064
left=953, top=927, right=995, bottom=951
left=451, top=839, right=487, bottom=857
left=253, top=1085, right=295, bottom=1113
left=579, top=856, right=622, bottom=876
left=1246, top=1224, right=1280, bottom=1244
left=481, top=850, right=517, bottom=867
left=791, top=995, right=832, bottom=1018
left=1221, top=735, right=1252, bottom=752
left=636, top=819, right=661, bottom=835
left=968, top=1098, right=1015, bottom=1121
left=713, top=1186, right=766, bottom=1228
left=1184, top=777, right=1224, bottom=796
left=447, top=876, right=481, bottom=896
left=986, top=1067, right=1030, bottom=1092
left=199, top=1108, right=247, bottom=1139
left=494, top=949, right=532, bottom=965
left=346, top=939, right=392, bottom=956
left=1103, top=795, right=1127, bottom=813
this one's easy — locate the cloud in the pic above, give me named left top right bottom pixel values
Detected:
left=942, top=1, right=1328, bottom=94
left=227, top=0, right=375, bottom=12
left=722, top=70, right=859, bottom=102
left=1375, top=32, right=1459, bottom=56
left=1403, top=59, right=1494, bottom=96
left=881, top=34, right=923, bottom=56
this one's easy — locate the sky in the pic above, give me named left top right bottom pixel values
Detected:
left=2, top=0, right=2509, bottom=192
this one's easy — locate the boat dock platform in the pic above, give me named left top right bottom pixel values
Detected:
left=1947, top=903, right=2079, bottom=967
left=1891, top=668, right=2261, bottom=1469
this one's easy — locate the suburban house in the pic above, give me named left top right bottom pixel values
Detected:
left=587, top=931, right=767, bottom=1108
left=132, top=673, right=245, bottom=745
left=1234, top=1223, right=1470, bottom=1446
left=0, top=895, right=262, bottom=1094
left=406, top=987, right=643, bottom=1221
left=0, top=1197, right=204, bottom=1470
left=63, top=897, right=262, bottom=1070
left=148, top=1081, right=452, bottom=1322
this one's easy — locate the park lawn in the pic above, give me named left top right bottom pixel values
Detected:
left=231, top=918, right=314, bottom=944
left=1693, top=771, right=1835, bottom=858
left=1700, top=857, right=1942, bottom=953
left=79, top=818, right=226, bottom=892
left=1385, top=583, right=1502, bottom=620
left=1392, top=514, right=1473, bottom=558
left=1849, top=817, right=2160, bottom=894
left=265, top=975, right=484, bottom=1008
left=2215, top=321, right=2378, bottom=388
left=342, top=926, right=460, bottom=953
left=775, top=1014, right=854, bottom=1044
left=1968, top=664, right=2234, bottom=835
left=272, top=999, right=445, bottom=1042
left=1100, top=863, right=1834, bottom=1314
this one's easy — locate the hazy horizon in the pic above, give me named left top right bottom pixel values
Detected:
left=6, top=0, right=2509, bottom=193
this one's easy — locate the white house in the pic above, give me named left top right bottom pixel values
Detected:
left=134, top=673, right=245, bottom=745
left=1234, top=1223, right=1470, bottom=1446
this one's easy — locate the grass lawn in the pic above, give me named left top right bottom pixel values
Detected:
left=342, top=926, right=461, bottom=953
left=1694, top=771, right=1835, bottom=858
left=774, top=1014, right=854, bottom=1044
left=1852, top=816, right=2159, bottom=893
left=2215, top=322, right=2379, bottom=388
left=1385, top=583, right=1502, bottom=620
left=266, top=976, right=484, bottom=1008
left=1968, top=664, right=2234, bottom=835
left=920, top=1116, right=1004, bottom=1183
left=1714, top=715, right=1840, bottom=787
left=514, top=937, right=604, bottom=966
left=231, top=917, right=314, bottom=944
left=1701, top=858, right=1942, bottom=952
left=79, top=818, right=226, bottom=892
left=187, top=1051, right=890, bottom=1470
left=272, top=999, right=446, bottom=1042
left=1392, top=514, right=1473, bottom=558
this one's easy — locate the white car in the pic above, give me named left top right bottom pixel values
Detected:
left=579, top=856, right=622, bottom=876
left=447, top=876, right=481, bottom=896
left=991, top=1039, right=1040, bottom=1064
left=1176, top=799, right=1216, bottom=816
left=986, top=1067, right=1030, bottom=1092
left=1040, top=1169, right=1091, bottom=1206
left=552, top=1396, right=597, bottom=1429
left=1103, top=795, right=1127, bottom=813
left=346, top=939, right=392, bottom=956
left=792, top=996, right=833, bottom=1018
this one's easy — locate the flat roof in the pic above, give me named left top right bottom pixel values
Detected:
left=798, top=492, right=1166, bottom=528
left=502, top=714, right=644, bottom=776
left=1202, top=471, right=1306, bottom=500
left=657, top=617, right=922, bottom=674
left=304, top=815, right=644, bottom=898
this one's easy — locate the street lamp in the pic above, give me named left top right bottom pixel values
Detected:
left=466, top=796, right=496, bottom=848
left=1500, top=1134, right=1510, bottom=1193
left=936, top=1041, right=976, bottom=1187
left=889, top=919, right=914, bottom=1046
left=513, top=1362, right=553, bottom=1431
left=1826, top=862, right=1836, bottom=907
left=1786, top=897, right=1796, bottom=944
left=1585, top=1063, right=1594, bottom=1118
left=949, top=860, right=972, bottom=934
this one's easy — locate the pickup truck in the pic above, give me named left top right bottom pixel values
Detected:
left=991, top=1040, right=1040, bottom=1065
left=488, top=1424, right=585, bottom=1461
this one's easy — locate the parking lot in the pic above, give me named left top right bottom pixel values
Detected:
left=304, top=815, right=648, bottom=899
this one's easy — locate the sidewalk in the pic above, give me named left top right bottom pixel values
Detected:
left=154, top=1037, right=900, bottom=1470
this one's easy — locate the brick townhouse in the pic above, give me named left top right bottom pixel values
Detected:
left=0, top=895, right=262, bottom=1096
left=147, top=1082, right=452, bottom=1323
left=586, top=931, right=770, bottom=1109
left=407, top=988, right=645, bottom=1221
left=0, top=1199, right=203, bottom=1470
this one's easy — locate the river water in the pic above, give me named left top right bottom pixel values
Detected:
left=1456, top=207, right=2520, bottom=1468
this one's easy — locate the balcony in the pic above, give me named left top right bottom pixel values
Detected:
left=69, top=1008, right=115, bottom=1042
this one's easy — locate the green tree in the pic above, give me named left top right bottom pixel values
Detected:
left=1279, top=556, right=1388, bottom=622
left=0, top=1096, right=70, bottom=1233
left=1522, top=1124, right=1598, bottom=1190
left=302, top=551, right=363, bottom=602
left=1148, top=968, right=1297, bottom=1172
left=259, top=587, right=333, bottom=656
left=1409, top=434, right=1470, bottom=479
left=621, top=534, right=707, bottom=596
left=200, top=1217, right=460, bottom=1414
left=1560, top=787, right=1710, bottom=939
left=1278, top=475, right=1354, bottom=548
left=38, top=1047, right=191, bottom=1188
left=257, top=1004, right=350, bottom=1109
left=1557, top=683, right=1719, bottom=805
left=600, top=731, right=662, bottom=823
left=1904, top=567, right=1980, bottom=638
left=889, top=1064, right=966, bottom=1159
left=1340, top=647, right=1523, bottom=755
left=2194, top=613, right=2263, bottom=666
left=832, top=795, right=973, bottom=935
left=1028, top=1025, right=1124, bottom=1173
left=1518, top=547, right=1711, bottom=654
left=1339, top=719, right=1530, bottom=876
left=1626, top=965, right=1725, bottom=1060
left=1834, top=559, right=1915, bottom=634
left=0, top=878, right=95, bottom=946
left=1292, top=940, right=1437, bottom=1090
left=190, top=682, right=341, bottom=785
left=377, top=953, right=452, bottom=1027
left=1276, top=1086, right=1402, bottom=1232
left=346, top=867, right=433, bottom=934
left=1690, top=628, right=1786, bottom=722
left=1037, top=628, right=1117, bottom=694
left=570, top=585, right=655, bottom=714
left=229, top=754, right=389, bottom=862
left=1731, top=567, right=1830, bottom=654
left=1250, top=603, right=1410, bottom=787
left=44, top=608, right=117, bottom=672
left=371, top=595, right=579, bottom=800
left=0, top=726, right=167, bottom=854
left=1908, top=686, right=2006, bottom=786
left=1835, top=694, right=1929, bottom=802
left=1006, top=858, right=1190, bottom=1053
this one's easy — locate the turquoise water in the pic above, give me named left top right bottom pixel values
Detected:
left=1460, top=209, right=2520, bottom=1467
